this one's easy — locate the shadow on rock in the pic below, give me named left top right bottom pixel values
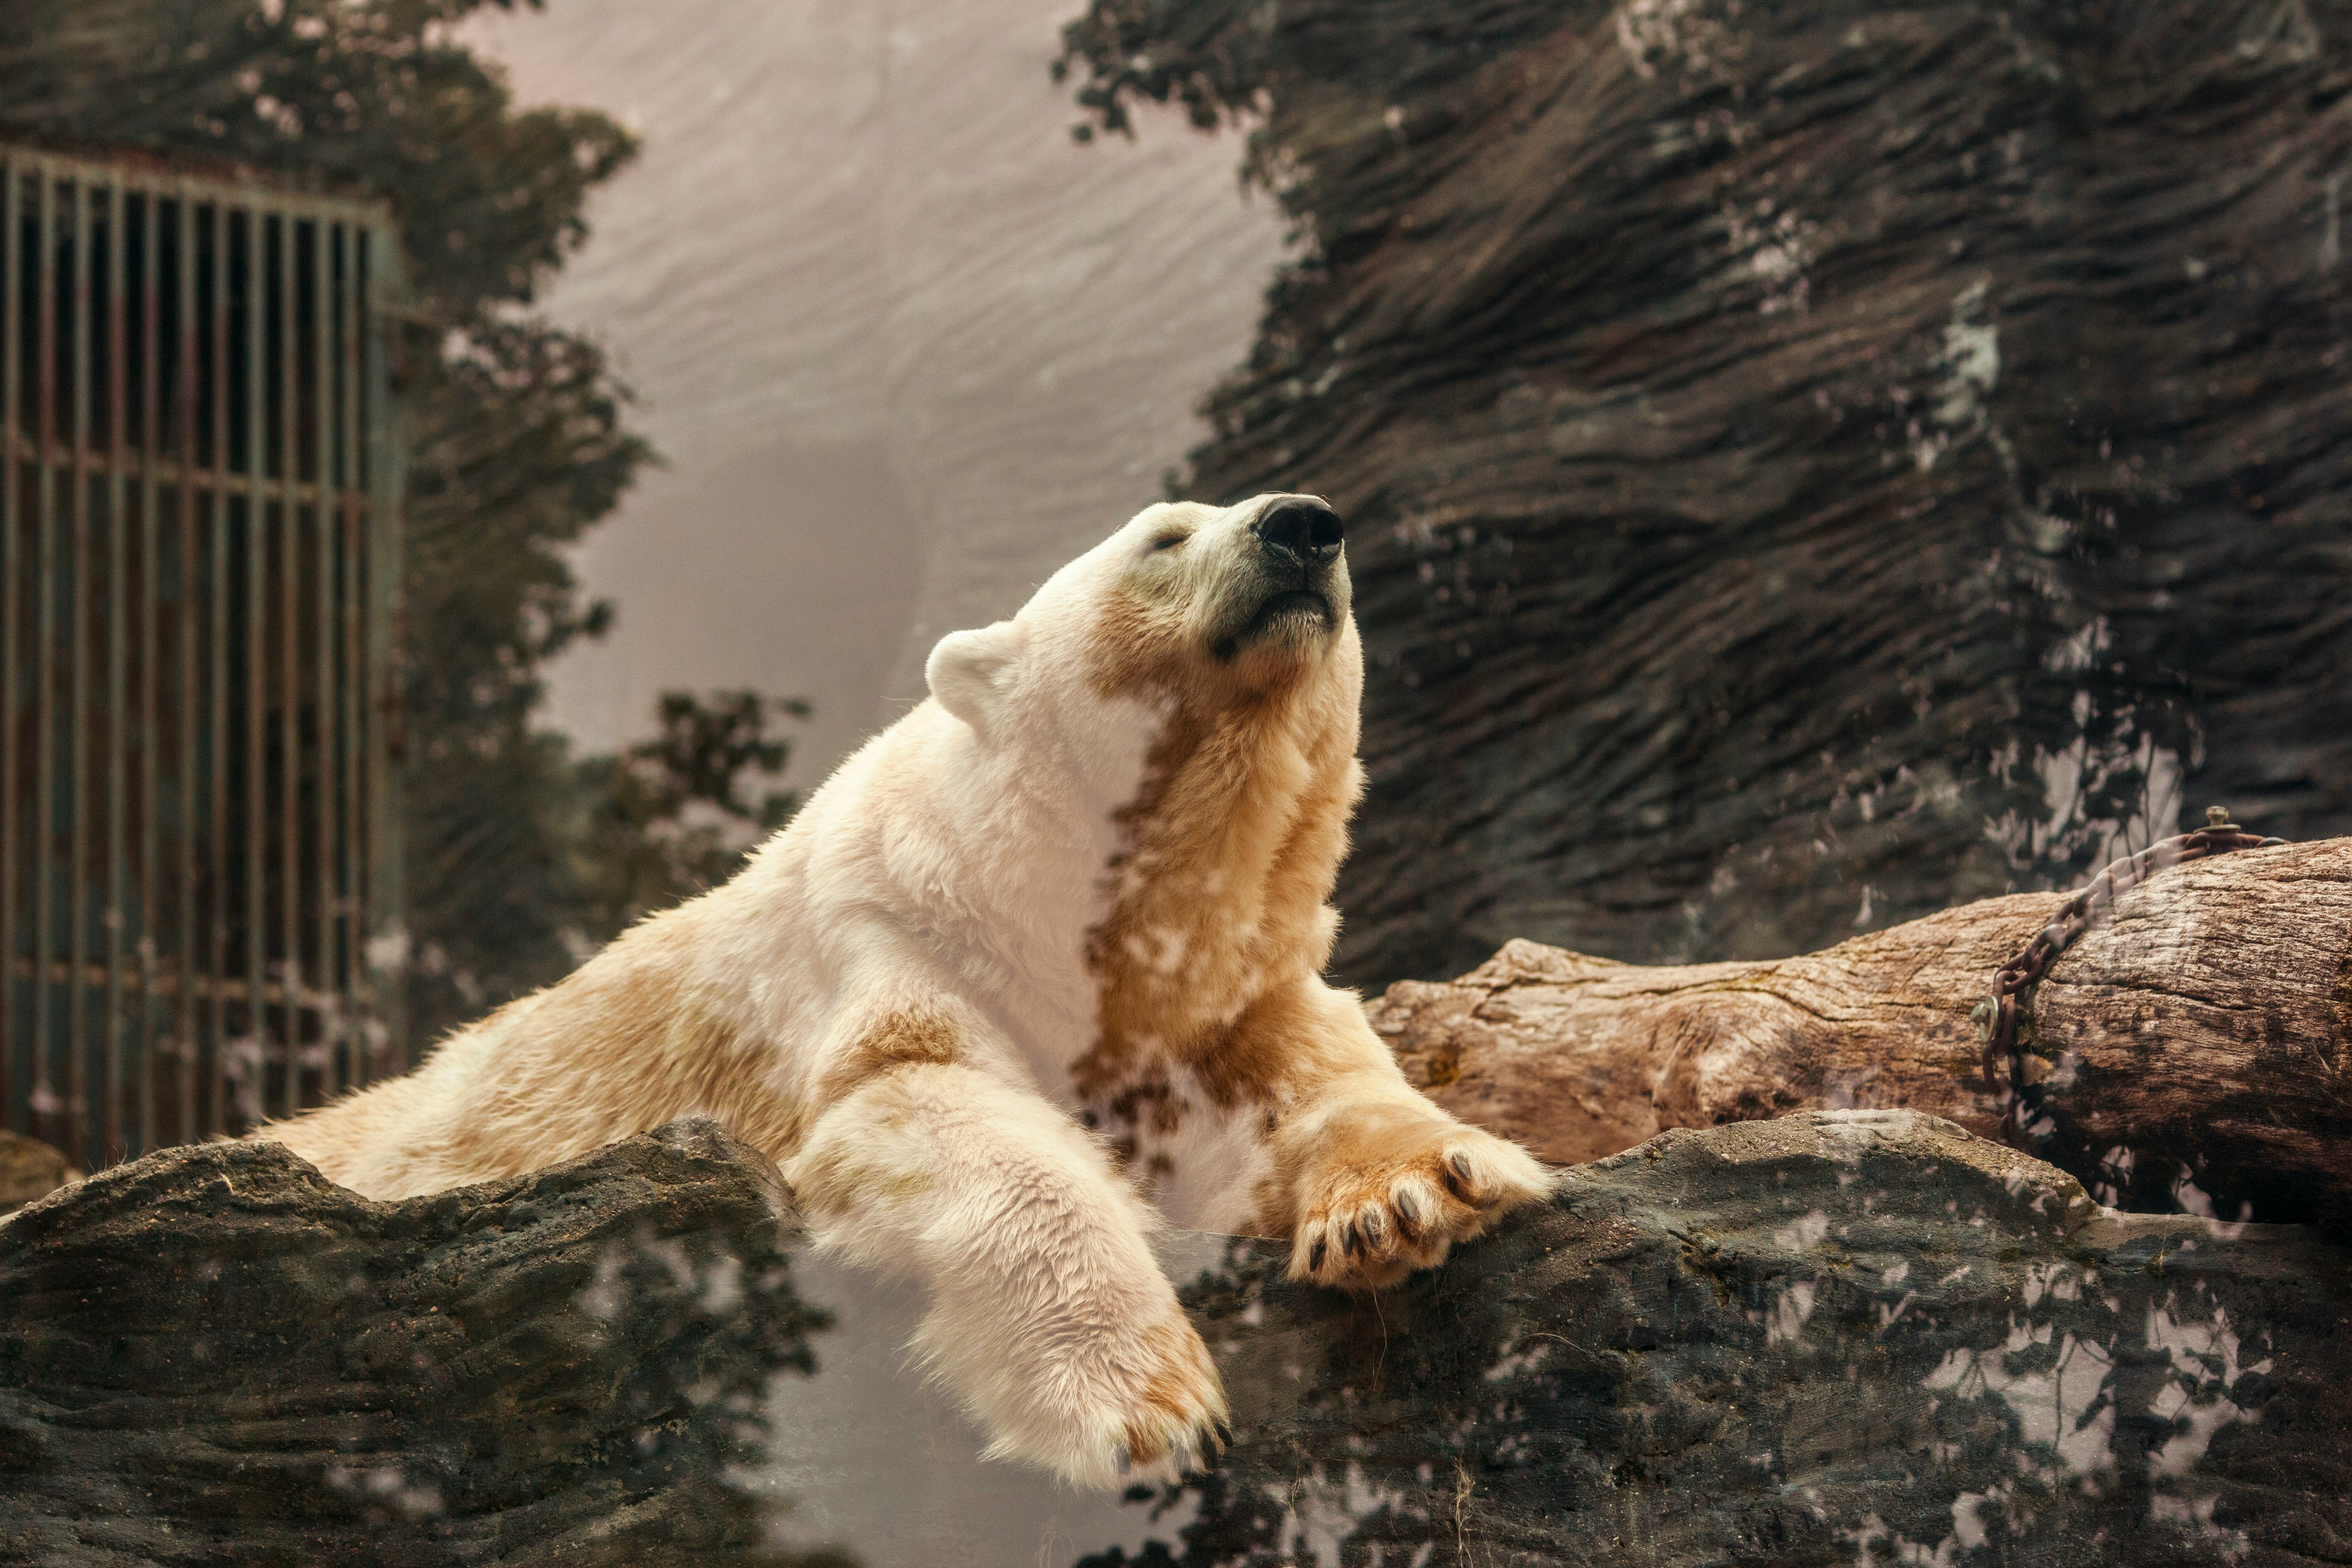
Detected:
left=1089, top=1111, right=2352, bottom=1567
left=0, top=1117, right=852, bottom=1567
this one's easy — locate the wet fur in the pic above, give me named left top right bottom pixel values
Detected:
left=257, top=494, right=1552, bottom=1488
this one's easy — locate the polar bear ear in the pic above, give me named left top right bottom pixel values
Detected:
left=926, top=620, right=1027, bottom=743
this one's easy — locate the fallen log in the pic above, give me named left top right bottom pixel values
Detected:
left=1370, top=837, right=2352, bottom=1228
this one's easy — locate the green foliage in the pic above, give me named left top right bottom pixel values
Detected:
left=0, top=0, right=809, bottom=1043
left=571, top=690, right=809, bottom=946
left=402, top=312, right=648, bottom=1029
left=1051, top=0, right=1267, bottom=142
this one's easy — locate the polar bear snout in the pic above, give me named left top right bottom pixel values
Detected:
left=1204, top=493, right=1351, bottom=662
left=1248, top=494, right=1344, bottom=569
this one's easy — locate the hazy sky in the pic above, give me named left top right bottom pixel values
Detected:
left=467, top=0, right=1286, bottom=789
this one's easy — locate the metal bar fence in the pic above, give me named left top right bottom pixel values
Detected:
left=0, top=143, right=404, bottom=1166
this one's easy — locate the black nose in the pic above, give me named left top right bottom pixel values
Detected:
left=1251, top=497, right=1344, bottom=568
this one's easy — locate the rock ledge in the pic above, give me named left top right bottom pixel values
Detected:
left=0, top=1118, right=825, bottom=1567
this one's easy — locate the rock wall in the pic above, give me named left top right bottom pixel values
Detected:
left=1057, top=0, right=2352, bottom=984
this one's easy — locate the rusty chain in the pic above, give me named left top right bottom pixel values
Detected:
left=1973, top=805, right=2285, bottom=1119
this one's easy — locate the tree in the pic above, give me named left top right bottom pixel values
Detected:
left=570, top=689, right=809, bottom=947
left=1, top=0, right=805, bottom=1045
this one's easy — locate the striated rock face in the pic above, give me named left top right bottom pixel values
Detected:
left=1091, top=1111, right=2352, bottom=1567
left=1057, top=0, right=2352, bottom=983
left=0, top=1119, right=836, bottom=1567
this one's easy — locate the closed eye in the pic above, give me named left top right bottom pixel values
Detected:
left=1149, top=532, right=1189, bottom=553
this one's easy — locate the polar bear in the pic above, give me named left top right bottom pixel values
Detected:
left=261, top=493, right=1552, bottom=1488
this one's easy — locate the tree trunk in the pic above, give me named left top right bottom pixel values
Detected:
left=1371, top=837, right=2352, bottom=1226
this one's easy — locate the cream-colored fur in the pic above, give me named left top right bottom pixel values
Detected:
left=258, top=493, right=1552, bottom=1488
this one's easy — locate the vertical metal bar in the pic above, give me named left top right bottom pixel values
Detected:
left=175, top=188, right=198, bottom=1149
left=336, top=227, right=357, bottom=1100
left=336, top=224, right=360, bottom=1100
left=278, top=211, right=300, bottom=1120
left=311, top=219, right=335, bottom=1106
left=66, top=170, right=90, bottom=1168
left=243, top=207, right=264, bottom=1134
left=206, top=199, right=227, bottom=1140
left=103, top=175, right=126, bottom=1165
left=1, top=155, right=18, bottom=1136
left=0, top=154, right=408, bottom=1149
left=29, top=161, right=54, bottom=1148
left=137, top=183, right=160, bottom=1159
left=361, top=222, right=404, bottom=1081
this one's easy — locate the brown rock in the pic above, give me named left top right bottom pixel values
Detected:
left=1102, top=1110, right=2352, bottom=1566
left=0, top=1117, right=839, bottom=1566
left=1370, top=836, right=2352, bottom=1226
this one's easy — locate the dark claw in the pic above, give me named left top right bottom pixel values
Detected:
left=1340, top=1220, right=1362, bottom=1257
left=1308, top=1236, right=1327, bottom=1273
left=1442, top=1152, right=1477, bottom=1203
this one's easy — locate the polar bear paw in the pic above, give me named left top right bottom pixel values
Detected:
left=1288, top=1114, right=1553, bottom=1292
left=962, top=1301, right=1229, bottom=1491
left=1106, top=1314, right=1231, bottom=1483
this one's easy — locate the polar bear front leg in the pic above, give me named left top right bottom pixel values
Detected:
left=782, top=1060, right=1227, bottom=1489
left=1246, top=984, right=1554, bottom=1293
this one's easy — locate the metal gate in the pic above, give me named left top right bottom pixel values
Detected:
left=1, top=140, right=406, bottom=1169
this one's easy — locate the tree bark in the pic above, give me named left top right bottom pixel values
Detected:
left=1371, top=837, right=2352, bottom=1226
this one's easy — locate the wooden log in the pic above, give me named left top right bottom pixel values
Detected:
left=1370, top=838, right=2352, bottom=1227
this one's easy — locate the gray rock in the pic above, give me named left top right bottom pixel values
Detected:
left=1091, top=1111, right=2352, bottom=1566
left=0, top=1118, right=838, bottom=1567
left=7, top=1111, right=2345, bottom=1565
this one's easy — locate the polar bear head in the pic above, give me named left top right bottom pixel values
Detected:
left=922, top=495, right=1368, bottom=1150
left=923, top=493, right=1359, bottom=766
